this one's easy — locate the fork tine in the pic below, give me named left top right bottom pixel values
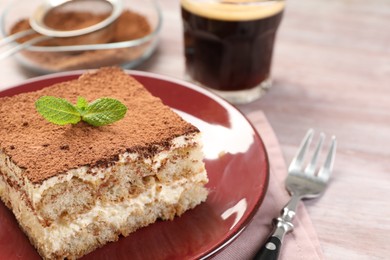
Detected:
left=318, top=136, right=337, bottom=182
left=288, top=129, right=314, bottom=172
left=304, top=132, right=325, bottom=175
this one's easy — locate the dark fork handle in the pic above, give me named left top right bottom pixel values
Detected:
left=253, top=236, right=282, bottom=260
left=253, top=194, right=299, bottom=260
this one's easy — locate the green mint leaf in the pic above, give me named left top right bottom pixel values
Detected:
left=76, top=96, right=89, bottom=112
left=35, top=96, right=81, bottom=125
left=35, top=96, right=127, bottom=126
left=82, top=98, right=127, bottom=126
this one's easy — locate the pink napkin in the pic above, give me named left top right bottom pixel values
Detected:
left=212, top=111, right=324, bottom=260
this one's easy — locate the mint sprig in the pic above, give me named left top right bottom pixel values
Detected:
left=35, top=96, right=127, bottom=126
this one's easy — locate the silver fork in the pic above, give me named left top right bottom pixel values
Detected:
left=254, top=129, right=337, bottom=260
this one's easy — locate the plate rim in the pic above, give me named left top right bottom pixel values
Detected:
left=0, top=69, right=270, bottom=259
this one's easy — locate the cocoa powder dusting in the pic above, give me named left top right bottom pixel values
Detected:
left=0, top=67, right=198, bottom=183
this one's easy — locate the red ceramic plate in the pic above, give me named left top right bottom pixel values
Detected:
left=0, top=71, right=269, bottom=260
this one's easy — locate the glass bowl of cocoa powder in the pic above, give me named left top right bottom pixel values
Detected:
left=0, top=0, right=162, bottom=74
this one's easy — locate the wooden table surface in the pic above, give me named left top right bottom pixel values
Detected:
left=1, top=0, right=389, bottom=259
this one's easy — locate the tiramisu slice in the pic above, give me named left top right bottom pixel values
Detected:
left=0, top=67, right=208, bottom=259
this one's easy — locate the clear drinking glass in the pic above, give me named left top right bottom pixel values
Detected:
left=181, top=0, right=285, bottom=104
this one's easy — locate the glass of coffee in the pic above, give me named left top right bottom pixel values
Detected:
left=181, top=0, right=285, bottom=104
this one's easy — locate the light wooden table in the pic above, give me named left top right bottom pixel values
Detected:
left=1, top=0, right=389, bottom=259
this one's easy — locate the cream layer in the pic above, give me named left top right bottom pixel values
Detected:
left=46, top=170, right=208, bottom=251
left=0, top=132, right=202, bottom=207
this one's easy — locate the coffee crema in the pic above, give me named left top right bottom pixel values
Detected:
left=181, top=0, right=285, bottom=21
left=181, top=0, right=284, bottom=93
